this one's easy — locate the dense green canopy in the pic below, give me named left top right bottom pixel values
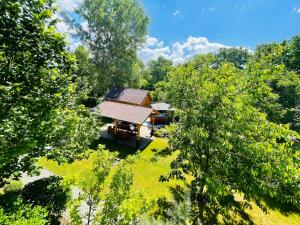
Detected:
left=0, top=0, right=100, bottom=185
left=164, top=54, right=300, bottom=223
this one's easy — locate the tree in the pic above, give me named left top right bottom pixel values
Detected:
left=253, top=41, right=300, bottom=131
left=214, top=47, right=251, bottom=69
left=146, top=56, right=173, bottom=90
left=69, top=147, right=117, bottom=225
left=285, top=35, right=300, bottom=73
left=164, top=55, right=300, bottom=223
left=69, top=147, right=145, bottom=225
left=22, top=176, right=70, bottom=225
left=0, top=0, right=100, bottom=186
left=69, top=0, right=149, bottom=96
left=128, top=59, right=149, bottom=89
left=74, top=45, right=97, bottom=92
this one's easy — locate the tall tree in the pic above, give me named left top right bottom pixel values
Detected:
left=0, top=0, right=100, bottom=186
left=214, top=47, right=251, bottom=69
left=164, top=55, right=300, bottom=223
left=69, top=0, right=149, bottom=96
left=254, top=40, right=300, bottom=131
left=146, top=56, right=173, bottom=90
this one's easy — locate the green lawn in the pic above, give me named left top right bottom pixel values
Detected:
left=38, top=138, right=300, bottom=225
left=38, top=138, right=179, bottom=200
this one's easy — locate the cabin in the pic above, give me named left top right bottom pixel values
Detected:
left=105, top=87, right=152, bottom=107
left=91, top=88, right=156, bottom=148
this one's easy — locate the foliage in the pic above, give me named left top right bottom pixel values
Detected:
left=74, top=45, right=97, bottom=94
left=3, top=180, right=23, bottom=194
left=22, top=176, right=70, bottom=225
left=0, top=0, right=100, bottom=186
left=164, top=54, right=300, bottom=223
left=129, top=59, right=149, bottom=89
left=0, top=199, right=48, bottom=225
left=97, top=161, right=145, bottom=225
left=253, top=40, right=300, bottom=131
left=146, top=57, right=173, bottom=90
left=285, top=35, right=300, bottom=72
left=151, top=81, right=168, bottom=102
left=68, top=0, right=149, bottom=96
left=214, top=47, right=252, bottom=69
left=69, top=146, right=117, bottom=225
left=154, top=128, right=169, bottom=138
left=69, top=146, right=146, bottom=225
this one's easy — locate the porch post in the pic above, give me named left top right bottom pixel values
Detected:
left=151, top=116, right=154, bottom=136
left=114, top=119, right=118, bottom=140
left=136, top=124, right=141, bottom=148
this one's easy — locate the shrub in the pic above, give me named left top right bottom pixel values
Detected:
left=0, top=198, right=48, bottom=225
left=22, top=176, right=70, bottom=225
left=3, top=180, right=23, bottom=194
left=154, top=128, right=169, bottom=138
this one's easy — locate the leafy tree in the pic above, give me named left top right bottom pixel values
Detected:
left=69, top=147, right=145, bottom=225
left=68, top=0, right=149, bottom=96
left=0, top=0, right=100, bottom=186
left=69, top=147, right=117, bottom=225
left=253, top=41, right=300, bottom=131
left=129, top=59, right=149, bottom=89
left=22, top=176, right=70, bottom=225
left=74, top=45, right=97, bottom=92
left=152, top=80, right=169, bottom=102
left=0, top=199, right=48, bottom=225
left=214, top=47, right=251, bottom=69
left=146, top=56, right=173, bottom=90
left=284, top=35, right=300, bottom=73
left=98, top=162, right=139, bottom=225
left=164, top=55, right=300, bottom=223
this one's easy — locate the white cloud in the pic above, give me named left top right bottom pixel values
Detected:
left=138, top=36, right=229, bottom=64
left=145, top=36, right=164, bottom=47
left=56, top=0, right=82, bottom=12
left=293, top=7, right=300, bottom=13
left=138, top=36, right=170, bottom=62
left=173, top=10, right=181, bottom=16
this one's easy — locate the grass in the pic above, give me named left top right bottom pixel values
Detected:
left=38, top=138, right=179, bottom=200
left=38, top=138, right=300, bottom=225
left=246, top=203, right=300, bottom=225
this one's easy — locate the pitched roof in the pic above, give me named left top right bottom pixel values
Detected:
left=91, top=101, right=153, bottom=124
left=151, top=102, right=171, bottom=111
left=105, top=88, right=150, bottom=105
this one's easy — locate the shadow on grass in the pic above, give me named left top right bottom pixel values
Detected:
left=90, top=138, right=139, bottom=159
left=152, top=185, right=256, bottom=225
left=151, top=147, right=173, bottom=157
left=257, top=195, right=300, bottom=216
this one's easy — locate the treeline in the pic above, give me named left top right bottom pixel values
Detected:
left=76, top=33, right=300, bottom=133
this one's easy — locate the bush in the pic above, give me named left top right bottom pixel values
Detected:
left=154, top=128, right=169, bottom=138
left=3, top=180, right=23, bottom=194
left=0, top=198, right=48, bottom=225
left=22, top=176, right=70, bottom=225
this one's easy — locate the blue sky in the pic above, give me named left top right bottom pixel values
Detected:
left=142, top=0, right=300, bottom=49
left=57, top=0, right=300, bottom=63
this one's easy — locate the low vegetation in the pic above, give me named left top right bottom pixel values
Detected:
left=38, top=138, right=300, bottom=225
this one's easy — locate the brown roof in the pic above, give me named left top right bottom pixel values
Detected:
left=91, top=101, right=153, bottom=124
left=105, top=88, right=150, bottom=105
